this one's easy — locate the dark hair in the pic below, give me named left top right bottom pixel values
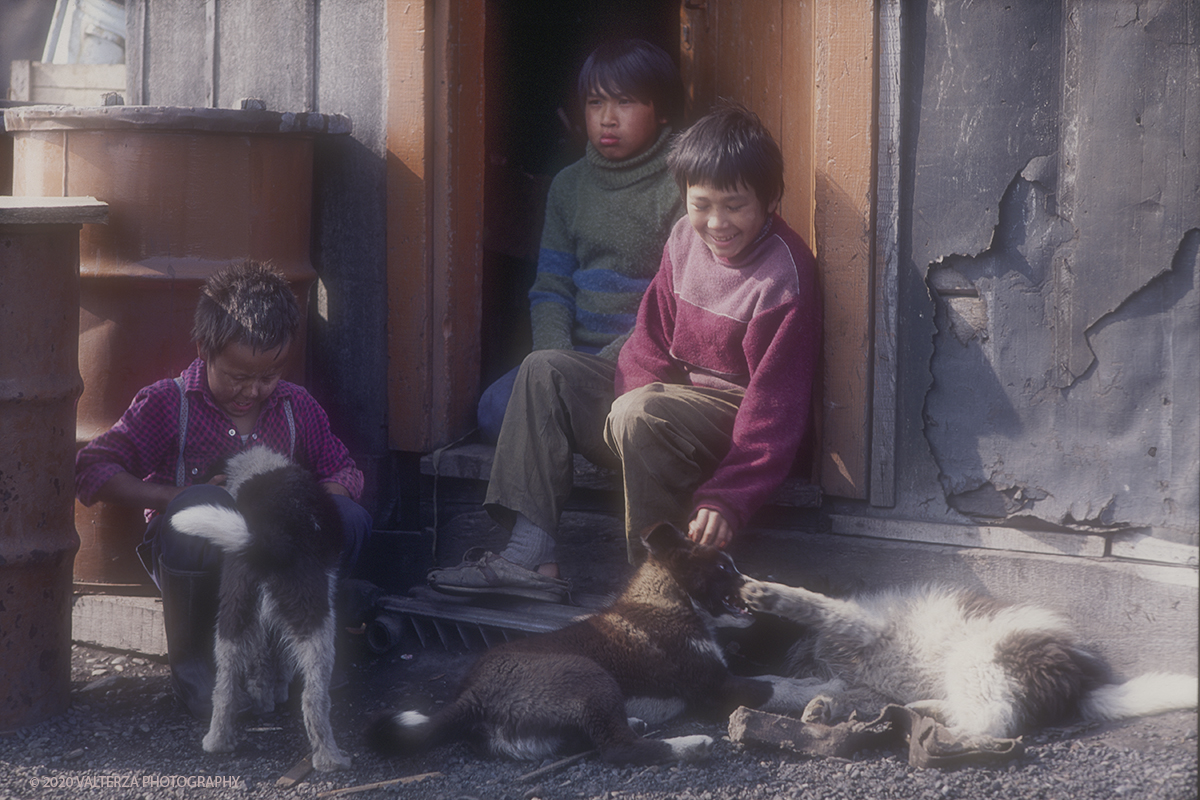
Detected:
left=576, top=39, right=684, bottom=127
left=193, top=260, right=300, bottom=357
left=667, top=100, right=785, bottom=208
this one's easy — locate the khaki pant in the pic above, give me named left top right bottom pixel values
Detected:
left=485, top=349, right=744, bottom=562
left=606, top=382, right=743, bottom=560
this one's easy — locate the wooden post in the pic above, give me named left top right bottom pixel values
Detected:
left=0, top=197, right=107, bottom=730
left=386, top=0, right=485, bottom=452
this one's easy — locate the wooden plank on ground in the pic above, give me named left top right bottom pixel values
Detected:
left=72, top=595, right=166, bottom=657
left=8, top=61, right=125, bottom=105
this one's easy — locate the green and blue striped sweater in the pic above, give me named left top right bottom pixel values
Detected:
left=530, top=127, right=683, bottom=360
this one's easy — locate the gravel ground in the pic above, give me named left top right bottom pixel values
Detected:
left=0, top=638, right=1194, bottom=800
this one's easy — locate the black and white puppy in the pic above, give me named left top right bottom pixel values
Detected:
left=369, top=524, right=813, bottom=766
left=741, top=578, right=1198, bottom=739
left=171, top=446, right=350, bottom=771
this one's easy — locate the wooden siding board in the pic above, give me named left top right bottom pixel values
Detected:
left=386, top=0, right=433, bottom=451
left=386, top=0, right=484, bottom=452
left=125, top=0, right=146, bottom=103
left=870, top=0, right=901, bottom=508
left=215, top=0, right=315, bottom=110
left=140, top=0, right=210, bottom=105
left=429, top=0, right=485, bottom=445
left=780, top=1, right=815, bottom=248
left=829, top=515, right=1107, bottom=559
left=814, top=1, right=874, bottom=500
left=678, top=0, right=874, bottom=499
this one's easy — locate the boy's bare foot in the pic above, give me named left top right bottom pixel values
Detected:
left=536, top=562, right=560, bottom=579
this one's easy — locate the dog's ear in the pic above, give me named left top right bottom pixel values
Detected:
left=642, top=523, right=689, bottom=556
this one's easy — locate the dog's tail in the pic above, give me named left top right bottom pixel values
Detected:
left=367, top=699, right=474, bottom=757
left=170, top=505, right=252, bottom=553
left=1081, top=673, right=1198, bottom=723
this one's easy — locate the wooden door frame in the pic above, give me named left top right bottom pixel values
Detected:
left=385, top=0, right=486, bottom=452
left=381, top=0, right=902, bottom=509
left=681, top=0, right=889, bottom=502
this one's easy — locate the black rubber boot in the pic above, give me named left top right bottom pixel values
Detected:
left=157, top=557, right=219, bottom=720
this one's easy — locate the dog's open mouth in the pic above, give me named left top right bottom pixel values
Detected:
left=722, top=589, right=751, bottom=618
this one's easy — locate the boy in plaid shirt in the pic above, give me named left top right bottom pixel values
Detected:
left=76, top=261, right=370, bottom=717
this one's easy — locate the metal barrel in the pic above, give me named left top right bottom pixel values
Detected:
left=0, top=197, right=107, bottom=730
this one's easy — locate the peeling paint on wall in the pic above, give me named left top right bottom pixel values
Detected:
left=925, top=171, right=1199, bottom=537
left=908, top=0, right=1198, bottom=541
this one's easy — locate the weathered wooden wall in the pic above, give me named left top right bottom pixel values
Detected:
left=891, top=0, right=1198, bottom=546
left=120, top=0, right=1199, bottom=548
left=385, top=0, right=485, bottom=453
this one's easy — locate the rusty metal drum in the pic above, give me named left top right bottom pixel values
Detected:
left=0, top=197, right=108, bottom=729
left=4, top=105, right=351, bottom=590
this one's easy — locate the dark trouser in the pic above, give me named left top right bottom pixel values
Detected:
left=477, top=345, right=605, bottom=445
left=137, top=484, right=372, bottom=718
left=483, top=349, right=619, bottom=537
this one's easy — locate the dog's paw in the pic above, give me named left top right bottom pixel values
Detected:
left=202, top=730, right=236, bottom=754
left=801, top=695, right=836, bottom=725
left=739, top=579, right=779, bottom=612
left=626, top=717, right=648, bottom=735
left=312, top=748, right=352, bottom=771
left=664, top=734, right=714, bottom=762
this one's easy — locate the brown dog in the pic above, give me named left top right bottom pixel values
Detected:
left=369, top=524, right=809, bottom=765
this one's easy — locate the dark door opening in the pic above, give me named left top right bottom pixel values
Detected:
left=480, top=0, right=680, bottom=391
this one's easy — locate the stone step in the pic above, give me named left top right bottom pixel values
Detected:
left=421, top=442, right=821, bottom=508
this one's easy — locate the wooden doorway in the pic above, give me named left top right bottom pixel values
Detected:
left=385, top=0, right=880, bottom=503
left=384, top=0, right=679, bottom=454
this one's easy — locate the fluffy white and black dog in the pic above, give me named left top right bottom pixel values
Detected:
left=171, top=446, right=350, bottom=770
left=369, top=524, right=814, bottom=766
left=741, top=578, right=1198, bottom=739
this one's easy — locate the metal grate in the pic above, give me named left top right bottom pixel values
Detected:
left=366, top=591, right=595, bottom=654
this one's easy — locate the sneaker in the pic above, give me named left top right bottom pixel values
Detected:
left=427, top=547, right=570, bottom=603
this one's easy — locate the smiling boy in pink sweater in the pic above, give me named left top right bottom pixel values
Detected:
left=607, top=101, right=822, bottom=557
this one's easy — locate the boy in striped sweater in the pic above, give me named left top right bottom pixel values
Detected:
left=475, top=39, right=684, bottom=442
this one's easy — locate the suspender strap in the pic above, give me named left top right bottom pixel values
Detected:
left=173, top=377, right=295, bottom=486
left=174, top=376, right=189, bottom=487
left=283, top=397, right=296, bottom=457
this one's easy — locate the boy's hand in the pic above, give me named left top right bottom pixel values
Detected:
left=321, top=481, right=350, bottom=498
left=688, top=508, right=733, bottom=549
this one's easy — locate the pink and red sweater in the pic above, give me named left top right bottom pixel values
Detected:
left=615, top=213, right=821, bottom=532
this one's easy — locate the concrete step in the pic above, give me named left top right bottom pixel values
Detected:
left=421, top=442, right=822, bottom=508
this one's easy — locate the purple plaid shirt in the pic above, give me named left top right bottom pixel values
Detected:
left=76, top=358, right=363, bottom=518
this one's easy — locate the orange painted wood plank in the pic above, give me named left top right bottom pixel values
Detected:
left=386, top=0, right=433, bottom=451
left=813, top=0, right=874, bottom=499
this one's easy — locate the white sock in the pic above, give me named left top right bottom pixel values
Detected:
left=499, top=514, right=556, bottom=570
